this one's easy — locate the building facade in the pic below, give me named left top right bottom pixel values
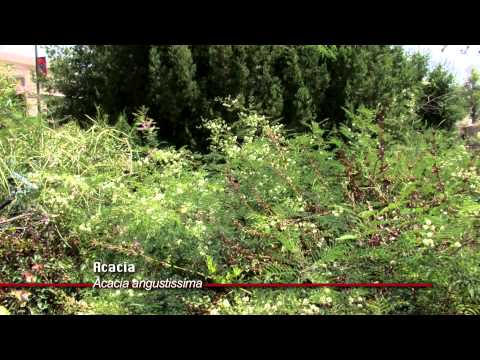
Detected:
left=0, top=52, right=50, bottom=117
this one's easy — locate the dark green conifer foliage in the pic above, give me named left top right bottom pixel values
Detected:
left=418, top=65, right=466, bottom=129
left=149, top=45, right=199, bottom=146
left=45, top=45, right=462, bottom=148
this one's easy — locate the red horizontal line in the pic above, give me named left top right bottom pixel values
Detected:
left=0, top=283, right=93, bottom=288
left=203, top=283, right=433, bottom=288
left=0, top=283, right=432, bottom=288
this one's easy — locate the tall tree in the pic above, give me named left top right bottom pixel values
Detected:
left=418, top=64, right=466, bottom=129
left=149, top=45, right=199, bottom=146
left=322, top=46, right=428, bottom=127
left=464, top=68, right=480, bottom=123
left=46, top=45, right=456, bottom=149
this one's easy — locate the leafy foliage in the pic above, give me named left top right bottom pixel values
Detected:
left=418, top=65, right=466, bottom=129
left=1, top=98, right=479, bottom=314
left=464, top=68, right=480, bottom=123
left=44, top=45, right=450, bottom=150
left=1, top=44, right=477, bottom=315
left=0, top=65, right=22, bottom=117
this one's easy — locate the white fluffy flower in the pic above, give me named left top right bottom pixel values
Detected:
left=422, top=238, right=434, bottom=248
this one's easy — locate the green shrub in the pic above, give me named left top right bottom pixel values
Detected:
left=1, top=101, right=479, bottom=314
left=0, top=66, right=18, bottom=115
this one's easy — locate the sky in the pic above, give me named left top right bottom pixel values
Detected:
left=404, top=45, right=480, bottom=83
left=0, top=45, right=47, bottom=57
left=1, top=45, right=480, bottom=83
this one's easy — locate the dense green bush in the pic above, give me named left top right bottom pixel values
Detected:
left=1, top=99, right=479, bottom=314
left=464, top=68, right=480, bottom=123
left=0, top=65, right=21, bottom=118
left=418, top=65, right=467, bottom=129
